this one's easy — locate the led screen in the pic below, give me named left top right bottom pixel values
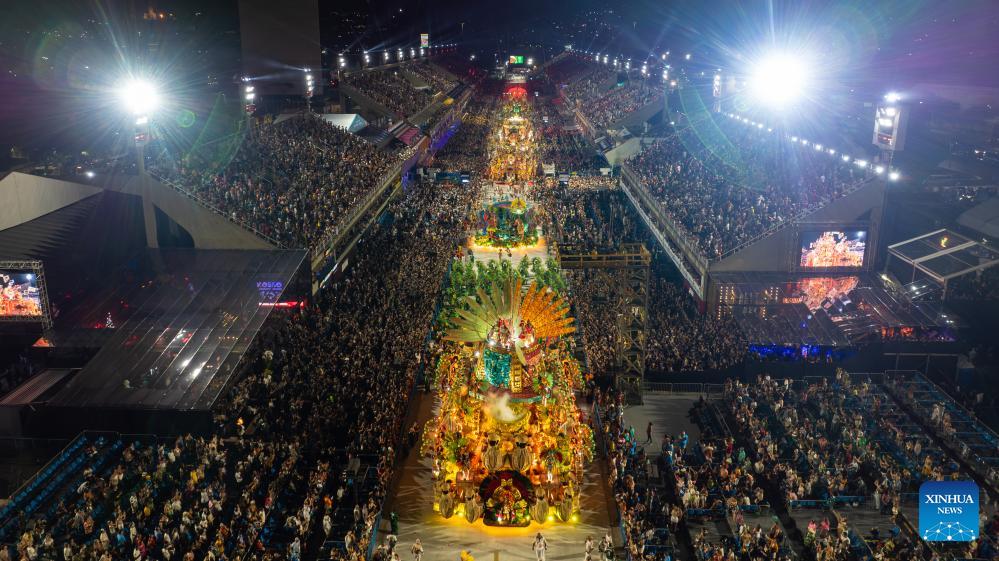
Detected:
left=799, top=230, right=867, bottom=269
left=0, top=271, right=44, bottom=318
left=509, top=55, right=524, bottom=64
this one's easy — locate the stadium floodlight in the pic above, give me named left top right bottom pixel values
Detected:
left=841, top=155, right=851, bottom=162
left=684, top=53, right=691, bottom=60
left=855, top=159, right=867, bottom=168
left=116, top=79, right=161, bottom=116
left=885, top=92, right=902, bottom=103
left=747, top=52, right=810, bottom=107
left=791, top=136, right=798, bottom=142
left=827, top=148, right=836, bottom=155
left=888, top=171, right=900, bottom=181
left=814, top=143, right=823, bottom=151
left=874, top=165, right=885, bottom=174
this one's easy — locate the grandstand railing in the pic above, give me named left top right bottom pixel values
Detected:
left=309, top=158, right=403, bottom=268
left=150, top=172, right=286, bottom=248
left=619, top=165, right=706, bottom=296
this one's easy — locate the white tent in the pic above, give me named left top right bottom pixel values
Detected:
left=320, top=113, right=368, bottom=134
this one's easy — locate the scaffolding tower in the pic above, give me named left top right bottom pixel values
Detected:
left=559, top=243, right=650, bottom=404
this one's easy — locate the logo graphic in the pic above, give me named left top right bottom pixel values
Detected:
left=919, top=480, right=979, bottom=542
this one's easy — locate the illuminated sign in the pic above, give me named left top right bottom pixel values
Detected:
left=508, top=55, right=524, bottom=65
left=256, top=280, right=284, bottom=303
left=420, top=33, right=430, bottom=48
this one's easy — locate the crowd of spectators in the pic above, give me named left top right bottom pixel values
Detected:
left=404, top=62, right=456, bottom=94
left=344, top=69, right=432, bottom=118
left=628, top=117, right=873, bottom=260
left=721, top=373, right=996, bottom=561
left=946, top=267, right=999, bottom=301
left=562, top=67, right=616, bottom=106
left=152, top=115, right=392, bottom=250
left=581, top=82, right=663, bottom=130
left=544, top=55, right=593, bottom=88
left=533, top=155, right=745, bottom=374
left=3, top=138, right=481, bottom=561
left=432, top=98, right=494, bottom=173
left=646, top=275, right=745, bottom=373
left=596, top=388, right=680, bottom=561
left=540, top=131, right=600, bottom=173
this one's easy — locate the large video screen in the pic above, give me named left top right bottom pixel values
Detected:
left=0, top=270, right=45, bottom=319
left=799, top=230, right=867, bottom=269
left=509, top=55, right=524, bottom=65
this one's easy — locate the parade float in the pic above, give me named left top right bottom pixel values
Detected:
left=488, top=96, right=538, bottom=182
left=423, top=276, right=592, bottom=526
left=474, top=198, right=539, bottom=248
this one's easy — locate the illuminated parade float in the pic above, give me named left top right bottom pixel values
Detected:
left=474, top=198, right=539, bottom=248
left=488, top=86, right=538, bottom=182
left=424, top=273, right=592, bottom=526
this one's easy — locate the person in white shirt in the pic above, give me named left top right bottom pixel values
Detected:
left=533, top=533, right=549, bottom=561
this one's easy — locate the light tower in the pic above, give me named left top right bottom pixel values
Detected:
left=303, top=68, right=314, bottom=113
left=116, top=77, right=162, bottom=248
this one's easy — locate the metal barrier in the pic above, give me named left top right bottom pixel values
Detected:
left=643, top=382, right=726, bottom=394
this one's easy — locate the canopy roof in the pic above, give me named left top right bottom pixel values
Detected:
left=888, top=228, right=999, bottom=283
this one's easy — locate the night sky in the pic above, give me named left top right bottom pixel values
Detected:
left=0, top=0, right=996, bottom=156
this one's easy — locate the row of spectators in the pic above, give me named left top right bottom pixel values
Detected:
left=646, top=275, right=745, bottom=373
left=152, top=115, right=392, bottom=250
left=544, top=54, right=593, bottom=87
left=539, top=131, right=599, bottom=173
left=344, top=68, right=433, bottom=118
left=562, top=66, right=616, bottom=106
left=580, top=82, right=662, bottom=130
left=431, top=98, right=495, bottom=173
left=723, top=373, right=998, bottom=561
left=404, top=62, right=456, bottom=94
left=628, top=117, right=873, bottom=260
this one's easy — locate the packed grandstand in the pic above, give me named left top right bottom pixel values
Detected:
left=1, top=9, right=998, bottom=561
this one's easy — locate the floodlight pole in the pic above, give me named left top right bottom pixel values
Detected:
left=133, top=115, right=159, bottom=249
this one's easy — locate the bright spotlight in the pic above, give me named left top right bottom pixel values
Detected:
left=85, top=170, right=96, bottom=179
left=747, top=53, right=810, bottom=107
left=116, top=79, right=160, bottom=115
left=874, top=165, right=885, bottom=174
left=841, top=155, right=851, bottom=162
left=855, top=159, right=868, bottom=168
left=888, top=171, right=900, bottom=181
left=885, top=92, right=902, bottom=103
